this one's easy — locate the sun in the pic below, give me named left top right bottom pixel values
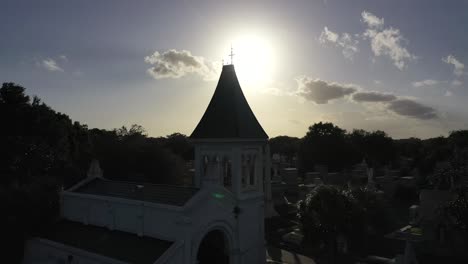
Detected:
left=226, top=34, right=275, bottom=90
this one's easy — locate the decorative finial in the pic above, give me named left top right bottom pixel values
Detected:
left=229, top=44, right=235, bottom=65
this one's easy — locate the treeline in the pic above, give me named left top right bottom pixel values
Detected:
left=90, top=127, right=191, bottom=184
left=0, top=83, right=194, bottom=188
left=270, top=122, right=468, bottom=185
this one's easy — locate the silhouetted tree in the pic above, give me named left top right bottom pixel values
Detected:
left=417, top=136, right=452, bottom=177
left=297, top=185, right=364, bottom=263
left=444, top=187, right=468, bottom=234
left=449, top=130, right=468, bottom=150
left=90, top=127, right=185, bottom=184
left=395, top=138, right=423, bottom=158
left=115, top=124, right=147, bottom=138
left=298, top=122, right=354, bottom=172
left=269, top=136, right=300, bottom=163
left=161, top=133, right=194, bottom=161
left=348, top=129, right=396, bottom=168
left=348, top=187, right=391, bottom=242
left=0, top=82, right=91, bottom=262
left=428, top=159, right=466, bottom=190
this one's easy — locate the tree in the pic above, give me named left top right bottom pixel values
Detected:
left=395, top=137, right=423, bottom=158
left=428, top=159, right=466, bottom=190
left=348, top=129, right=396, bottom=168
left=297, top=185, right=364, bottom=263
left=449, top=130, right=468, bottom=151
left=298, top=122, right=353, bottom=172
left=416, top=136, right=452, bottom=177
left=269, top=136, right=300, bottom=163
left=90, top=127, right=185, bottom=184
left=445, top=187, right=468, bottom=233
left=115, top=124, right=147, bottom=138
left=0, top=82, right=30, bottom=105
left=162, top=133, right=194, bottom=161
left=348, top=188, right=390, bottom=235
left=0, top=82, right=91, bottom=262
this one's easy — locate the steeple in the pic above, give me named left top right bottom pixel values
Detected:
left=190, top=60, right=276, bottom=220
left=190, top=64, right=268, bottom=140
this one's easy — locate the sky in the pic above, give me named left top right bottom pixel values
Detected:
left=1, top=0, right=468, bottom=139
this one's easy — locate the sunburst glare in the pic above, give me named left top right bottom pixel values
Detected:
left=224, top=34, right=276, bottom=91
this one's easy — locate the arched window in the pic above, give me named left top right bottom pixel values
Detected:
left=241, top=152, right=257, bottom=190
left=249, top=154, right=256, bottom=186
left=202, top=155, right=209, bottom=177
left=241, top=154, right=247, bottom=188
left=223, top=157, right=232, bottom=188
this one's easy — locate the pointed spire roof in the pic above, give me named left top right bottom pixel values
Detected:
left=190, top=64, right=268, bottom=140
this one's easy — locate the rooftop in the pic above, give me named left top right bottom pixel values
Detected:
left=41, top=220, right=172, bottom=264
left=74, top=178, right=198, bottom=206
left=190, top=64, right=268, bottom=140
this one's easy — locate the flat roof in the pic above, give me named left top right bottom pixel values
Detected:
left=74, top=178, right=198, bottom=206
left=41, top=220, right=172, bottom=264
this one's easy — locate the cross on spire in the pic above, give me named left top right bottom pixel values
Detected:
left=229, top=45, right=235, bottom=65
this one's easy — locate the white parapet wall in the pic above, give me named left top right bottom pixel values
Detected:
left=62, top=191, right=186, bottom=241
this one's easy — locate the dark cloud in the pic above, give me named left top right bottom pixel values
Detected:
left=296, top=77, right=357, bottom=104
left=387, top=99, right=437, bottom=120
left=352, top=91, right=396, bottom=102
left=296, top=76, right=438, bottom=120
left=145, top=49, right=217, bottom=80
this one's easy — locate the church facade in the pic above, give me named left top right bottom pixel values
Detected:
left=23, top=64, right=271, bottom=264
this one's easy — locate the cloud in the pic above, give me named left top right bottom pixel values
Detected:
left=145, top=49, right=217, bottom=80
left=412, top=79, right=439, bottom=87
left=362, top=11, right=415, bottom=70
left=296, top=76, right=438, bottom=120
left=41, top=58, right=64, bottom=72
left=352, top=91, right=396, bottom=102
left=361, top=11, right=384, bottom=28
left=296, top=77, right=357, bottom=104
left=319, top=27, right=359, bottom=60
left=387, top=99, right=437, bottom=120
left=320, top=26, right=339, bottom=43
left=443, top=55, right=465, bottom=76
left=445, top=91, right=453, bottom=97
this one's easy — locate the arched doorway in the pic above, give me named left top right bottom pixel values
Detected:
left=196, top=230, right=230, bottom=264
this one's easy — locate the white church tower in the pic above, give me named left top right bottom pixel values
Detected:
left=190, top=63, right=271, bottom=262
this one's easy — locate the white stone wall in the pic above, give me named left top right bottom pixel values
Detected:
left=62, top=192, right=190, bottom=241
